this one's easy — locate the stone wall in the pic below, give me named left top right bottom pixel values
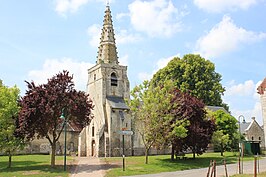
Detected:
left=25, top=131, right=79, bottom=155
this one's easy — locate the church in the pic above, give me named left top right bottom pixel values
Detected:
left=78, top=5, right=133, bottom=157
left=78, top=4, right=171, bottom=157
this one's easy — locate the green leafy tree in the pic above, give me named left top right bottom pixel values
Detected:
left=17, top=71, right=93, bottom=167
left=151, top=54, right=228, bottom=110
left=210, top=110, right=239, bottom=155
left=129, top=80, right=187, bottom=164
left=0, top=82, right=24, bottom=168
left=211, top=130, right=229, bottom=156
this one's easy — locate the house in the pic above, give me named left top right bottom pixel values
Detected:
left=240, top=117, right=264, bottom=149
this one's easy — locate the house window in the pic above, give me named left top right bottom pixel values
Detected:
left=251, top=136, right=254, bottom=140
left=111, top=73, right=118, bottom=86
left=94, top=74, right=96, bottom=81
left=92, top=126, right=95, bottom=137
left=259, top=137, right=261, bottom=140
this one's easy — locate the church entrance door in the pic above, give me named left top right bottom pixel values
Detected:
left=91, top=140, right=96, bottom=157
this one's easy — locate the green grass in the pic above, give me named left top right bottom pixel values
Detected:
left=232, top=171, right=266, bottom=177
left=103, top=152, right=254, bottom=177
left=0, top=154, right=73, bottom=177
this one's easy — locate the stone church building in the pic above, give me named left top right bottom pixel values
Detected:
left=78, top=5, right=132, bottom=157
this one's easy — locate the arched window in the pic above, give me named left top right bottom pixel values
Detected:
left=92, top=126, right=95, bottom=137
left=251, top=136, right=254, bottom=140
left=111, top=73, right=118, bottom=86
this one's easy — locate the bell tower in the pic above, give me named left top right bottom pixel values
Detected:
left=81, top=5, right=131, bottom=157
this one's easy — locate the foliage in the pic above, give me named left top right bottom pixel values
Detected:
left=129, top=80, right=187, bottom=164
left=17, top=70, right=93, bottom=167
left=151, top=54, right=228, bottom=110
left=211, top=130, right=229, bottom=156
left=210, top=110, right=239, bottom=154
left=172, top=91, right=216, bottom=158
left=0, top=82, right=24, bottom=168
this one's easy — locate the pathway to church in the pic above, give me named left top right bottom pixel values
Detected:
left=71, top=156, right=266, bottom=177
left=70, top=157, right=114, bottom=177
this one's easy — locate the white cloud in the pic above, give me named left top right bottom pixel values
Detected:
left=87, top=24, right=101, bottom=47
left=138, top=54, right=179, bottom=81
left=116, top=13, right=129, bottom=20
left=119, top=54, right=129, bottom=66
left=87, top=25, right=141, bottom=47
left=138, top=72, right=153, bottom=81
left=195, top=15, right=266, bottom=58
left=231, top=102, right=263, bottom=125
left=54, top=0, right=109, bottom=15
left=28, top=58, right=93, bottom=91
left=55, top=0, right=89, bottom=15
left=128, top=0, right=186, bottom=37
left=116, top=29, right=142, bottom=44
left=194, top=0, right=257, bottom=13
left=223, top=80, right=263, bottom=125
left=225, top=80, right=255, bottom=96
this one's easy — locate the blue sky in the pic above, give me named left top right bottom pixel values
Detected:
left=0, top=0, right=266, bottom=124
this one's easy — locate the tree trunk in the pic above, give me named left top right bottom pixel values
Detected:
left=220, top=146, right=224, bottom=156
left=51, top=142, right=56, bottom=167
left=193, top=151, right=195, bottom=159
left=8, top=151, right=12, bottom=168
left=171, top=145, right=175, bottom=161
left=145, top=148, right=149, bottom=164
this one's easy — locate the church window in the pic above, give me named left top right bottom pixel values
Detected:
left=259, top=137, right=261, bottom=140
left=94, top=74, right=96, bottom=81
left=126, top=123, right=128, bottom=127
left=119, top=110, right=125, bottom=121
left=251, top=136, right=254, bottom=140
left=92, top=126, right=95, bottom=137
left=111, top=72, right=118, bottom=86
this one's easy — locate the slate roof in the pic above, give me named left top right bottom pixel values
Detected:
left=240, top=121, right=251, bottom=134
left=107, top=96, right=129, bottom=110
left=206, top=106, right=229, bottom=113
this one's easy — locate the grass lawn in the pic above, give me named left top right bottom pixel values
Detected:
left=232, top=171, right=266, bottom=177
left=103, top=152, right=254, bottom=177
left=0, top=154, right=74, bottom=177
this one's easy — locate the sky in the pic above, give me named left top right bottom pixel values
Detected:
left=0, top=0, right=266, bottom=125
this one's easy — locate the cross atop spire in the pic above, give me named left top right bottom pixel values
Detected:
left=97, top=5, right=118, bottom=65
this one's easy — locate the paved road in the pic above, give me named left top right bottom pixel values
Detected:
left=71, top=157, right=266, bottom=177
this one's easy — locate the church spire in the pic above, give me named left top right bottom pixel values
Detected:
left=97, top=5, right=118, bottom=65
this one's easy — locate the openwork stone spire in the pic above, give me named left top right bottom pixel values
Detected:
left=97, top=5, right=118, bottom=64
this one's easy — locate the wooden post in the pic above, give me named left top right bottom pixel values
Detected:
left=206, top=160, right=213, bottom=177
left=257, top=153, right=259, bottom=173
left=254, top=156, right=257, bottom=177
left=238, top=156, right=241, bottom=174
left=242, top=143, right=244, bottom=174
left=210, top=160, right=214, bottom=177
left=213, top=160, right=216, bottom=177
left=224, top=159, right=228, bottom=177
